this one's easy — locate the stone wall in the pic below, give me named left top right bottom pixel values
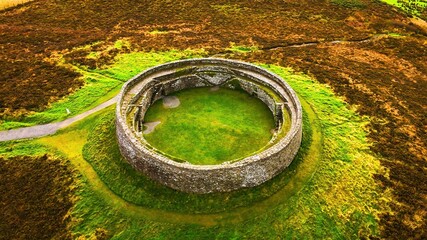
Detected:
left=116, top=58, right=302, bottom=193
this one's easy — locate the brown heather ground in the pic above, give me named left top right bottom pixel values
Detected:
left=0, top=0, right=426, bottom=238
left=0, top=155, right=75, bottom=240
left=239, top=35, right=427, bottom=239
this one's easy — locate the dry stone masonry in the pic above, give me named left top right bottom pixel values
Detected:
left=116, top=58, right=302, bottom=193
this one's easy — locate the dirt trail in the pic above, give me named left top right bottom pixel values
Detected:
left=0, top=96, right=118, bottom=142
left=260, top=34, right=389, bottom=50
left=0, top=66, right=179, bottom=142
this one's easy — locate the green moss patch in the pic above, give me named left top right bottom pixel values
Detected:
left=143, top=87, right=275, bottom=165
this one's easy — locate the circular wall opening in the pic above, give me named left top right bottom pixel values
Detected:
left=142, top=87, right=278, bottom=165
left=116, top=58, right=302, bottom=193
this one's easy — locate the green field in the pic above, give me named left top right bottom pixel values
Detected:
left=143, top=87, right=275, bottom=165
left=0, top=55, right=387, bottom=238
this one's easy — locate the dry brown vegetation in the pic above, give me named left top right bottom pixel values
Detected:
left=0, top=0, right=419, bottom=117
left=239, top=35, right=427, bottom=239
left=0, top=0, right=426, bottom=238
left=0, top=155, right=75, bottom=240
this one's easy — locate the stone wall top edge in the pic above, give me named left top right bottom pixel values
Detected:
left=117, top=58, right=302, bottom=120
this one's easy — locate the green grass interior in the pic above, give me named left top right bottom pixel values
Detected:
left=143, top=87, right=275, bottom=165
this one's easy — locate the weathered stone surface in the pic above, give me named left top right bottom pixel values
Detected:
left=116, top=58, right=302, bottom=194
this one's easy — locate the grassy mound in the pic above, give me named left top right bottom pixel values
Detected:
left=0, top=61, right=388, bottom=238
left=80, top=106, right=310, bottom=214
left=143, top=87, right=275, bottom=164
left=57, top=63, right=383, bottom=238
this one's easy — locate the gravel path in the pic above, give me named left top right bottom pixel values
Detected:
left=0, top=68, right=180, bottom=142
left=0, top=96, right=118, bottom=142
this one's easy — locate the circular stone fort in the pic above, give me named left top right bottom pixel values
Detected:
left=116, top=58, right=302, bottom=193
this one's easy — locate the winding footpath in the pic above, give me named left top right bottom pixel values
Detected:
left=0, top=33, right=393, bottom=143
left=0, top=96, right=118, bottom=142
left=0, top=66, right=176, bottom=142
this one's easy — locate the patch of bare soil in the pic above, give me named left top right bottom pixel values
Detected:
left=143, top=121, right=161, bottom=134
left=162, top=96, right=180, bottom=109
left=0, top=155, right=75, bottom=240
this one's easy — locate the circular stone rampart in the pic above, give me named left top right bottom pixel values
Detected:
left=116, top=58, right=302, bottom=193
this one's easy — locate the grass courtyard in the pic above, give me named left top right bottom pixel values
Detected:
left=143, top=87, right=276, bottom=165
